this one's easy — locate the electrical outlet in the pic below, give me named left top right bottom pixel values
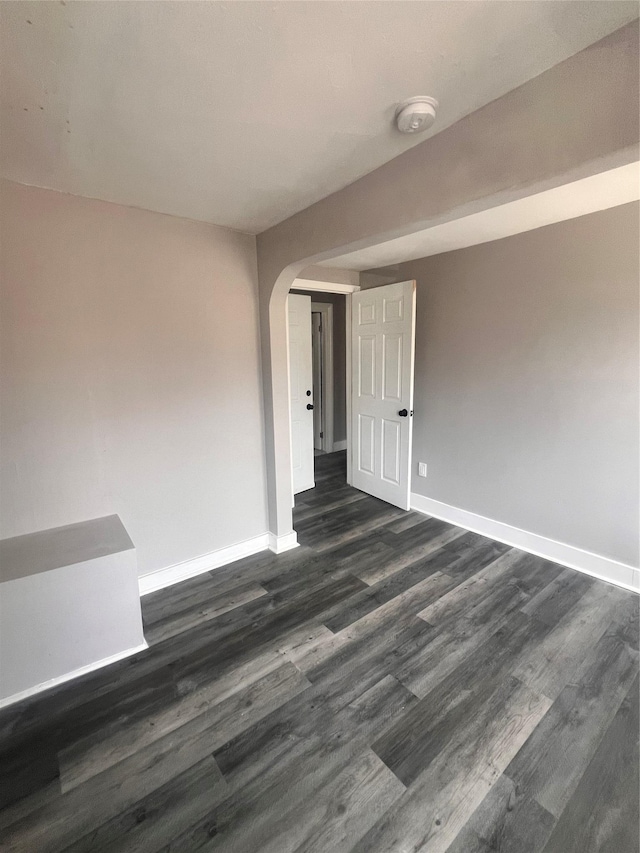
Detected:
left=418, top=462, right=428, bottom=478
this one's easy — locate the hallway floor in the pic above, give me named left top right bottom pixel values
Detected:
left=1, top=451, right=638, bottom=852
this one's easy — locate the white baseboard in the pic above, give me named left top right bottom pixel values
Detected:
left=139, top=533, right=270, bottom=596
left=0, top=641, right=149, bottom=710
left=410, top=492, right=639, bottom=594
left=268, top=531, right=299, bottom=554
left=332, top=440, right=347, bottom=452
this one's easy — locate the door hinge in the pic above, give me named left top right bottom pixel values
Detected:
left=320, top=431, right=323, bottom=438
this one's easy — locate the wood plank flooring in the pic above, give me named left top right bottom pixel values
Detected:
left=0, top=450, right=638, bottom=852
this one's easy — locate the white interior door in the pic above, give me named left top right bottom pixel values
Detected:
left=288, top=294, right=315, bottom=494
left=351, top=280, right=416, bottom=510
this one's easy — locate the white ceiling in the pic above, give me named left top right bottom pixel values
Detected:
left=321, top=163, right=640, bottom=271
left=1, top=2, right=637, bottom=233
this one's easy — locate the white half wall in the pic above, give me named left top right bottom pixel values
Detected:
left=0, top=515, right=147, bottom=708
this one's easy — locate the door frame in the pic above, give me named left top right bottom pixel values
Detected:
left=287, top=293, right=315, bottom=497
left=310, top=302, right=333, bottom=454
left=290, top=279, right=360, bottom=487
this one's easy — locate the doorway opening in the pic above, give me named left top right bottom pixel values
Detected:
left=288, top=283, right=350, bottom=499
left=287, top=279, right=360, bottom=506
left=286, top=277, right=417, bottom=526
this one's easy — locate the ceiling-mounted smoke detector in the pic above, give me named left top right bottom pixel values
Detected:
left=395, top=96, right=438, bottom=134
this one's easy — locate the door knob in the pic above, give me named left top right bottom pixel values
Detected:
left=398, top=409, right=408, bottom=417
left=307, top=403, right=314, bottom=410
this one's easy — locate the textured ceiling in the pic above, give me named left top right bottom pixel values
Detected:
left=1, top=1, right=637, bottom=233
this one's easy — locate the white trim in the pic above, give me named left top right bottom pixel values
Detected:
left=285, top=294, right=295, bottom=508
left=138, top=534, right=270, bottom=596
left=0, top=641, right=149, bottom=710
left=291, top=279, right=360, bottom=294
left=333, top=439, right=348, bottom=452
left=287, top=292, right=315, bottom=496
left=268, top=531, right=299, bottom=554
left=345, top=293, right=352, bottom=485
left=311, top=302, right=334, bottom=454
left=410, top=492, right=640, bottom=594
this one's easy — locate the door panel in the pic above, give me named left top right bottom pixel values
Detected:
left=382, top=334, right=402, bottom=400
left=359, top=336, right=376, bottom=397
left=351, top=281, right=416, bottom=510
left=358, top=414, right=375, bottom=475
left=383, top=294, right=404, bottom=323
left=288, top=294, right=314, bottom=494
left=381, top=419, right=401, bottom=484
left=358, top=299, right=377, bottom=325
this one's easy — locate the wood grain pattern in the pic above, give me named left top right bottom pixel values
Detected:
left=542, top=675, right=639, bottom=853
left=444, top=773, right=557, bottom=853
left=352, top=676, right=553, bottom=853
left=0, top=451, right=637, bottom=852
left=505, top=604, right=639, bottom=820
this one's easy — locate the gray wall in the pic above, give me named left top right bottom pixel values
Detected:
left=256, top=23, right=639, bottom=538
left=0, top=180, right=269, bottom=577
left=370, top=203, right=639, bottom=566
left=294, top=291, right=347, bottom=443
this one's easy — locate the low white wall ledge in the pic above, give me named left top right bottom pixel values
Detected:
left=0, top=515, right=146, bottom=708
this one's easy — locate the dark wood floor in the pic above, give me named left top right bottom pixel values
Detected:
left=1, top=451, right=638, bottom=852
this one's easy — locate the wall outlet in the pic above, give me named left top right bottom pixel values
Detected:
left=418, top=462, right=428, bottom=478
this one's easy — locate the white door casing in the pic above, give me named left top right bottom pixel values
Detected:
left=351, top=281, right=416, bottom=510
left=311, top=301, right=335, bottom=454
left=311, top=311, right=323, bottom=450
left=288, top=294, right=315, bottom=494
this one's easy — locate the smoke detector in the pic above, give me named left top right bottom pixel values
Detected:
left=395, top=96, right=438, bottom=134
